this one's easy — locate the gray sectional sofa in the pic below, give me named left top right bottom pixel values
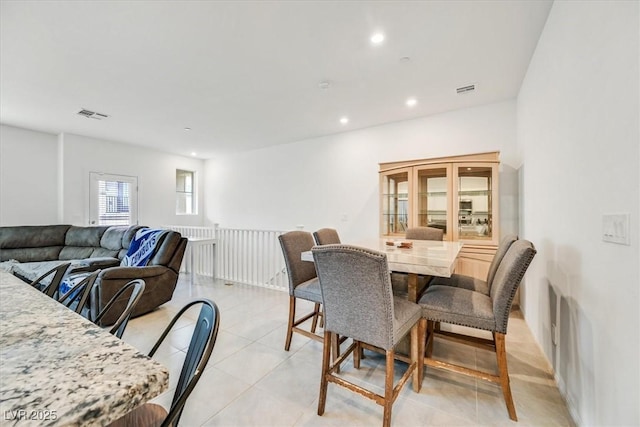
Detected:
left=0, top=224, right=187, bottom=323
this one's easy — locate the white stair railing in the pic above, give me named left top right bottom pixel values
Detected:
left=165, top=225, right=217, bottom=276
left=217, top=228, right=287, bottom=290
left=165, top=225, right=288, bottom=291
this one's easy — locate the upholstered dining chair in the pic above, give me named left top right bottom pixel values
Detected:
left=29, top=262, right=72, bottom=297
left=313, top=228, right=341, bottom=245
left=418, top=239, right=536, bottom=421
left=278, top=230, right=323, bottom=350
left=430, top=234, right=518, bottom=295
left=405, top=226, right=444, bottom=241
left=312, top=244, right=426, bottom=427
left=392, top=227, right=443, bottom=298
left=92, top=279, right=146, bottom=339
left=108, top=298, right=220, bottom=427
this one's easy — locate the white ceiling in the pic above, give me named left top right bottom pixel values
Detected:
left=0, top=1, right=552, bottom=159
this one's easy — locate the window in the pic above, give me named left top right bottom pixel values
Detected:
left=176, top=169, right=196, bottom=214
left=89, top=173, right=138, bottom=225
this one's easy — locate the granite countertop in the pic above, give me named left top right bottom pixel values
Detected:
left=0, top=271, right=169, bottom=426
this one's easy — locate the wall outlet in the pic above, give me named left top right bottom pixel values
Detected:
left=602, top=213, right=630, bottom=245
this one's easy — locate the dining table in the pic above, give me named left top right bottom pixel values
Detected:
left=0, top=270, right=169, bottom=427
left=302, top=238, right=464, bottom=303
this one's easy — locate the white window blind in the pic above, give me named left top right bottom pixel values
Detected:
left=98, top=180, right=131, bottom=225
left=89, top=173, right=138, bottom=226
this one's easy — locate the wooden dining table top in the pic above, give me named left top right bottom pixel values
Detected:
left=0, top=270, right=168, bottom=427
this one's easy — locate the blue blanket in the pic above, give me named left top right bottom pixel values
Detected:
left=59, top=274, right=87, bottom=302
left=121, top=228, right=168, bottom=267
left=58, top=228, right=167, bottom=301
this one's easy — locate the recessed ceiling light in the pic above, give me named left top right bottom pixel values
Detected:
left=399, top=56, right=411, bottom=63
left=340, top=117, right=349, bottom=125
left=318, top=80, right=331, bottom=90
left=184, top=127, right=192, bottom=131
left=370, top=32, right=385, bottom=44
left=191, top=152, right=197, bottom=156
left=406, top=98, right=417, bottom=107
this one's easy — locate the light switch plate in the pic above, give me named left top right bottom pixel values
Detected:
left=602, top=213, right=630, bottom=245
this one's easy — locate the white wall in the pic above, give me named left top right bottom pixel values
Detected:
left=0, top=124, right=59, bottom=225
left=517, top=1, right=639, bottom=425
left=60, top=133, right=205, bottom=227
left=0, top=125, right=206, bottom=228
left=205, top=100, right=518, bottom=243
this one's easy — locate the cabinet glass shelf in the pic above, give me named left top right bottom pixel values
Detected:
left=417, top=191, right=447, bottom=197
left=419, top=211, right=447, bottom=215
left=458, top=190, right=490, bottom=196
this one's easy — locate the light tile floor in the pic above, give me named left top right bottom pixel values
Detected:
left=122, top=275, right=575, bottom=427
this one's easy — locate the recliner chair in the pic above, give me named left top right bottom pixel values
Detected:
left=89, top=231, right=187, bottom=324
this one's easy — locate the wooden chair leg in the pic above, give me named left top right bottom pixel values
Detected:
left=382, top=349, right=395, bottom=427
left=495, top=333, right=517, bottom=421
left=317, top=331, right=332, bottom=416
left=354, top=340, right=361, bottom=369
left=331, top=332, right=341, bottom=373
left=310, top=302, right=321, bottom=333
left=412, top=318, right=426, bottom=392
left=426, top=320, right=435, bottom=357
left=285, top=296, right=296, bottom=351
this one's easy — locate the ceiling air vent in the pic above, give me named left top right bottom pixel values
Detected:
left=456, top=84, right=476, bottom=94
left=77, top=109, right=109, bottom=120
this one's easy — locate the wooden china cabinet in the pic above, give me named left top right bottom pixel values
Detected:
left=379, top=151, right=500, bottom=281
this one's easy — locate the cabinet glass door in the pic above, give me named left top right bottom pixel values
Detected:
left=415, top=165, right=451, bottom=240
left=381, top=169, right=410, bottom=235
left=454, top=163, right=498, bottom=243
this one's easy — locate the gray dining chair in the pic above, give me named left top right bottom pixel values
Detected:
left=313, top=228, right=341, bottom=245
left=312, top=244, right=425, bottom=427
left=278, top=230, right=323, bottom=350
left=392, top=227, right=443, bottom=298
left=418, top=239, right=536, bottom=421
left=405, top=226, right=444, bottom=241
left=430, top=234, right=518, bottom=295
